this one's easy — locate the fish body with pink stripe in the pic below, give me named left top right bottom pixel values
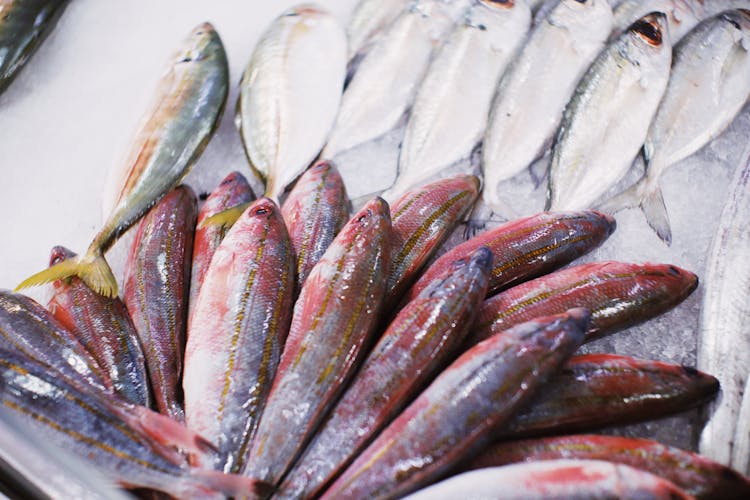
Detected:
left=497, top=354, right=719, bottom=439
left=386, top=175, right=479, bottom=310
left=184, top=198, right=294, bottom=473
left=471, top=260, right=698, bottom=345
left=123, top=186, right=197, bottom=420
left=405, top=460, right=692, bottom=499
left=189, top=171, right=255, bottom=322
left=242, top=197, right=391, bottom=489
left=464, top=434, right=750, bottom=499
left=281, top=161, right=349, bottom=291
left=47, top=246, right=150, bottom=407
left=321, top=309, right=590, bottom=499
left=405, top=210, right=615, bottom=303
left=279, top=246, right=492, bottom=499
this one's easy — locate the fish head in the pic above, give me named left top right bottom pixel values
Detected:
left=548, top=0, right=614, bottom=43
left=722, top=9, right=750, bottom=51
left=175, top=22, right=225, bottom=65
left=472, top=0, right=531, bottom=37
left=628, top=12, right=669, bottom=50
left=49, top=246, right=76, bottom=267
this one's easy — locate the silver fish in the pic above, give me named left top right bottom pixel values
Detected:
left=483, top=0, right=613, bottom=211
left=387, top=0, right=531, bottom=201
left=347, top=0, right=409, bottom=59
left=600, top=10, right=750, bottom=244
left=237, top=4, right=347, bottom=202
left=547, top=13, right=672, bottom=211
left=321, top=0, right=471, bottom=159
left=698, top=155, right=750, bottom=475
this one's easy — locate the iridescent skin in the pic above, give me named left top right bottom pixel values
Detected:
left=47, top=246, right=150, bottom=407
left=189, top=171, right=255, bottom=324
left=464, top=434, right=750, bottom=499
left=497, top=354, right=719, bottom=439
left=321, top=309, right=590, bottom=500
left=386, top=175, right=479, bottom=311
left=123, top=186, right=197, bottom=421
left=0, top=289, right=109, bottom=392
left=405, top=210, right=616, bottom=303
left=242, top=198, right=391, bottom=490
left=0, top=348, right=265, bottom=498
left=0, top=0, right=69, bottom=95
left=281, top=161, right=349, bottom=291
left=184, top=198, right=294, bottom=474
left=405, top=460, right=692, bottom=500
left=471, top=261, right=698, bottom=345
left=278, top=247, right=492, bottom=500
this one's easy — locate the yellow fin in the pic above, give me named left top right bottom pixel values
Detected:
left=15, top=252, right=119, bottom=298
left=199, top=202, right=250, bottom=229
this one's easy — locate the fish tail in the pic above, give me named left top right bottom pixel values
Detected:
left=200, top=202, right=251, bottom=229
left=129, top=405, right=218, bottom=457
left=639, top=180, right=672, bottom=246
left=187, top=470, right=275, bottom=499
left=597, top=179, right=644, bottom=215
left=15, top=249, right=118, bottom=298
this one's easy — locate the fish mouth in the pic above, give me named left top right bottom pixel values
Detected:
left=629, top=13, right=667, bottom=47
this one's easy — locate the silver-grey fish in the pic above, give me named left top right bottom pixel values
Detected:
left=600, top=10, right=750, bottom=245
left=347, top=0, right=409, bottom=59
left=237, top=4, right=347, bottom=202
left=16, top=22, right=229, bottom=297
left=546, top=13, right=672, bottom=211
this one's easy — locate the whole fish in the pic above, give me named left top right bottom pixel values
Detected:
left=386, top=175, right=479, bottom=310
left=278, top=247, right=492, bottom=500
left=611, top=0, right=750, bottom=44
left=189, top=171, right=255, bottom=323
left=405, top=210, right=616, bottom=303
left=242, top=197, right=391, bottom=489
left=698, top=155, right=750, bottom=474
left=16, top=22, right=228, bottom=298
left=0, top=0, right=69, bottom=96
left=237, top=4, right=347, bottom=201
left=496, top=354, right=719, bottom=439
left=600, top=10, right=750, bottom=245
left=471, top=261, right=698, bottom=345
left=347, top=0, right=409, bottom=59
left=547, top=13, right=672, bottom=211
left=387, top=0, right=531, bottom=200
left=123, top=186, right=197, bottom=421
left=464, top=434, right=750, bottom=499
left=482, top=0, right=613, bottom=210
left=404, top=460, right=692, bottom=499
left=184, top=198, right=294, bottom=474
left=321, top=0, right=469, bottom=159
left=47, top=246, right=150, bottom=407
left=281, top=161, right=350, bottom=290
left=0, top=347, right=268, bottom=499
left=321, top=309, right=589, bottom=500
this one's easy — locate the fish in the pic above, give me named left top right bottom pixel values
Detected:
left=482, top=0, right=613, bottom=211
left=278, top=247, right=492, bottom=500
left=346, top=0, right=409, bottom=59
left=320, top=309, right=590, bottom=499
left=321, top=0, right=469, bottom=159
left=189, top=171, right=255, bottom=324
left=546, top=13, right=672, bottom=211
left=47, top=246, right=150, bottom=407
left=599, top=10, right=750, bottom=245
left=281, top=161, right=350, bottom=291
left=471, top=261, right=698, bottom=346
left=463, top=434, right=750, bottom=499
left=0, top=347, right=269, bottom=499
left=184, top=198, right=295, bottom=474
left=16, top=22, right=228, bottom=298
left=386, top=175, right=479, bottom=311
left=698, top=154, right=750, bottom=475
left=405, top=210, right=616, bottom=304
left=0, top=0, right=70, bottom=96
left=237, top=4, right=347, bottom=201
left=123, top=186, right=197, bottom=421
left=496, top=354, right=720, bottom=439
left=403, top=460, right=692, bottom=499
left=242, top=197, right=391, bottom=490
left=611, top=0, right=750, bottom=44
left=386, top=0, right=531, bottom=201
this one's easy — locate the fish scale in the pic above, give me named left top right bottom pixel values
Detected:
left=184, top=197, right=294, bottom=474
